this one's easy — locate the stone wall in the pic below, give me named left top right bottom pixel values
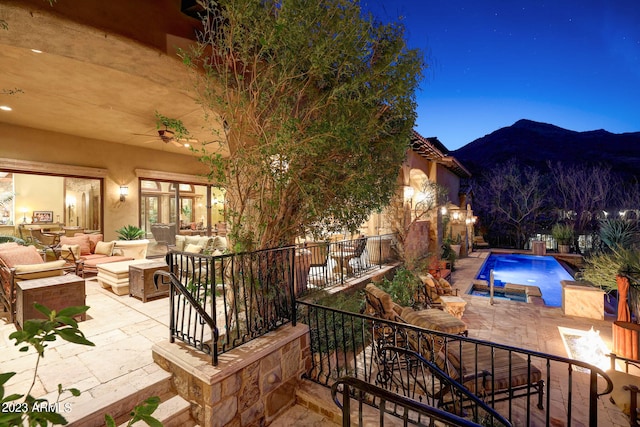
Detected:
left=404, top=220, right=430, bottom=267
left=152, top=324, right=310, bottom=427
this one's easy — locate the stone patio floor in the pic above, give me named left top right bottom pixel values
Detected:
left=0, top=250, right=633, bottom=426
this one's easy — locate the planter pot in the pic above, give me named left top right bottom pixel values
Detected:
left=113, top=239, right=149, bottom=259
left=558, top=244, right=570, bottom=254
left=613, top=321, right=640, bottom=360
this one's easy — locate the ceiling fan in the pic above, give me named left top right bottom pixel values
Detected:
left=137, top=128, right=199, bottom=148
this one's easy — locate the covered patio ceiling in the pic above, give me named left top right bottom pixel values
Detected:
left=0, top=1, right=227, bottom=157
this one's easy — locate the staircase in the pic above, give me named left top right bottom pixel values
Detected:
left=64, top=367, right=194, bottom=427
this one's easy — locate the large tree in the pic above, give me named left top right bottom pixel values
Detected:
left=182, top=0, right=423, bottom=250
left=547, top=161, right=619, bottom=249
left=474, top=160, right=548, bottom=248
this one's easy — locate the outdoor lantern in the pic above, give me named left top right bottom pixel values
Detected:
left=404, top=185, right=414, bottom=201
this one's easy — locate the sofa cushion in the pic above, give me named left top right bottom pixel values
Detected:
left=186, top=236, right=213, bottom=251
left=14, top=260, right=66, bottom=280
left=0, top=245, right=43, bottom=267
left=60, top=235, right=92, bottom=255
left=212, top=236, right=227, bottom=252
left=184, top=243, right=203, bottom=254
left=175, top=235, right=186, bottom=251
left=82, top=253, right=109, bottom=261
left=86, top=234, right=104, bottom=253
left=0, top=242, right=20, bottom=251
left=95, top=240, right=115, bottom=256
left=60, top=244, right=81, bottom=259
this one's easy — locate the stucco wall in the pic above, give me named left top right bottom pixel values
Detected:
left=0, top=123, right=209, bottom=240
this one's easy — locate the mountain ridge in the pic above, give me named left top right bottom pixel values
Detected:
left=450, top=119, right=640, bottom=181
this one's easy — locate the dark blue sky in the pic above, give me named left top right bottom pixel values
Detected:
left=363, top=0, right=640, bottom=150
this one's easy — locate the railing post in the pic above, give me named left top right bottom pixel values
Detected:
left=589, top=370, right=598, bottom=427
left=290, top=246, right=297, bottom=326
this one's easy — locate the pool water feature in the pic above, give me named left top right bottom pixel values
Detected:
left=472, top=253, right=574, bottom=307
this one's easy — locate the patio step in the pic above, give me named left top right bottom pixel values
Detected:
left=121, top=394, right=193, bottom=427
left=66, top=367, right=174, bottom=427
left=292, top=379, right=406, bottom=426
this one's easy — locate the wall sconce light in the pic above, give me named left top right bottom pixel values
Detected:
left=440, top=206, right=447, bottom=216
left=119, top=186, right=129, bottom=202
left=403, top=185, right=414, bottom=201
left=452, top=211, right=460, bottom=221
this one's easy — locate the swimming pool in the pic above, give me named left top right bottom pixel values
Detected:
left=473, top=253, right=574, bottom=307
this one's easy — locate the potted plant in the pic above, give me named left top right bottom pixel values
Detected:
left=115, top=224, right=145, bottom=240
left=552, top=223, right=573, bottom=254
left=114, top=224, right=149, bottom=259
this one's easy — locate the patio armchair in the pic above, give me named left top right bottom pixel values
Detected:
left=330, top=236, right=368, bottom=276
left=0, top=244, right=66, bottom=322
left=29, top=228, right=60, bottom=251
left=417, top=273, right=458, bottom=308
left=150, top=223, right=177, bottom=249
left=306, top=242, right=335, bottom=286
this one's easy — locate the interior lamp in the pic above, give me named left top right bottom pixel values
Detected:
left=119, top=186, right=129, bottom=202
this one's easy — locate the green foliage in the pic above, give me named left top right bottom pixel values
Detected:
left=580, top=252, right=621, bottom=292
left=155, top=111, right=190, bottom=140
left=115, top=224, right=145, bottom=240
left=0, top=235, right=25, bottom=245
left=581, top=248, right=640, bottom=291
left=599, top=218, right=639, bottom=251
left=377, top=267, right=422, bottom=307
left=305, top=290, right=368, bottom=357
left=105, top=396, right=162, bottom=427
left=1, top=304, right=93, bottom=426
left=551, top=223, right=574, bottom=245
left=182, top=0, right=424, bottom=249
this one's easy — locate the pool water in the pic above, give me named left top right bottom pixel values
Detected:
left=474, top=254, right=574, bottom=307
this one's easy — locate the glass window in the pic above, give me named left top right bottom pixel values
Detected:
left=0, top=171, right=103, bottom=237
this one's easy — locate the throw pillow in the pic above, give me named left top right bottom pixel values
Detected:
left=94, top=240, right=115, bottom=256
left=60, top=234, right=92, bottom=255
left=60, top=244, right=80, bottom=259
left=184, top=244, right=203, bottom=254
left=0, top=245, right=43, bottom=267
left=175, top=235, right=186, bottom=251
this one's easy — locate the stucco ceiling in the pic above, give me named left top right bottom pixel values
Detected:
left=0, top=3, right=225, bottom=156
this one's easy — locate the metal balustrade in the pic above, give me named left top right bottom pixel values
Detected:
left=155, top=246, right=297, bottom=365
left=298, top=301, right=614, bottom=427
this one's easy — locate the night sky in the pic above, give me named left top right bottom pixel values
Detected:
left=363, top=0, right=640, bottom=150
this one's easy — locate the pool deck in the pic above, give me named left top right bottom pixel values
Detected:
left=0, top=250, right=632, bottom=426
left=452, top=250, right=631, bottom=426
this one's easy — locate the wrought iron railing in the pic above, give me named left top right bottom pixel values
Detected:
left=298, top=233, right=398, bottom=293
left=155, top=246, right=297, bottom=365
left=332, top=374, right=511, bottom=427
left=297, top=301, right=613, bottom=427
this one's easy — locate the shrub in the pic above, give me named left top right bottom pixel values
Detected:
left=377, top=267, right=422, bottom=307
left=551, top=223, right=574, bottom=245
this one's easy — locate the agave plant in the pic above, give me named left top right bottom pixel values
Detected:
left=115, top=224, right=145, bottom=240
left=599, top=218, right=639, bottom=251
